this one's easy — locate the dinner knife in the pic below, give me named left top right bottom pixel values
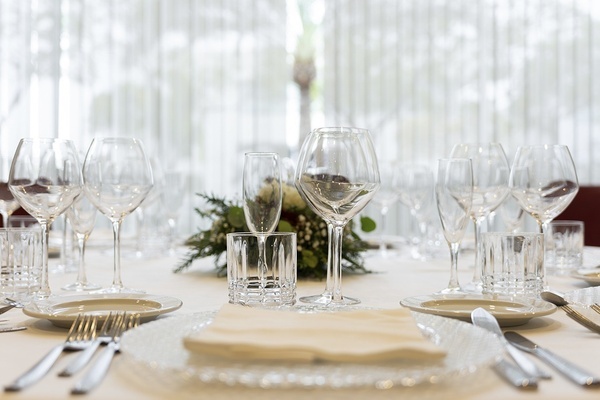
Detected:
left=505, top=331, right=600, bottom=387
left=493, top=359, right=538, bottom=389
left=471, top=308, right=551, bottom=380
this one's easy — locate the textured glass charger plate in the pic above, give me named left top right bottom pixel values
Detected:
left=570, top=269, right=600, bottom=286
left=119, top=309, right=503, bottom=390
left=23, top=293, right=183, bottom=328
left=400, top=293, right=556, bottom=327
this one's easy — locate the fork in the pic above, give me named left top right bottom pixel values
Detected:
left=590, top=303, right=600, bottom=315
left=59, top=312, right=124, bottom=377
left=4, top=313, right=97, bottom=391
left=72, top=313, right=140, bottom=394
left=562, top=305, right=600, bottom=334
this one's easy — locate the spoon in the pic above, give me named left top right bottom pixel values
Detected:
left=541, top=290, right=569, bottom=306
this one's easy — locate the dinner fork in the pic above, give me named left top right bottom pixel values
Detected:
left=72, top=313, right=140, bottom=394
left=562, top=305, right=600, bottom=335
left=590, top=303, right=600, bottom=315
left=4, top=313, right=97, bottom=391
left=59, top=312, right=125, bottom=377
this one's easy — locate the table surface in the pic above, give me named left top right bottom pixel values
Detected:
left=2, top=237, right=600, bottom=400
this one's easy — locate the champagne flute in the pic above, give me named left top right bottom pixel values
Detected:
left=0, top=153, right=21, bottom=227
left=62, top=192, right=101, bottom=291
left=450, top=143, right=510, bottom=292
left=435, top=158, right=473, bottom=294
left=295, top=127, right=380, bottom=305
left=242, top=152, right=283, bottom=284
left=509, top=144, right=578, bottom=234
left=83, top=137, right=154, bottom=293
left=8, top=138, right=82, bottom=298
left=369, top=160, right=401, bottom=258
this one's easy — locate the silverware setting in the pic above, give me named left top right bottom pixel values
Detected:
left=505, top=331, right=600, bottom=387
left=471, top=307, right=549, bottom=388
left=3, top=312, right=140, bottom=393
left=541, top=290, right=600, bottom=334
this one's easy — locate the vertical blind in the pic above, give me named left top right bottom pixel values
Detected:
left=0, top=0, right=598, bottom=236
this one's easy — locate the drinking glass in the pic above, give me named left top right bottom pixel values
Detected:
left=435, top=158, right=473, bottom=294
left=8, top=138, right=82, bottom=298
left=295, top=127, right=380, bottom=305
left=242, top=152, right=283, bottom=282
left=63, top=192, right=100, bottom=291
left=509, top=145, right=579, bottom=234
left=83, top=137, right=154, bottom=293
left=397, top=165, right=435, bottom=260
left=369, top=160, right=401, bottom=257
left=0, top=153, right=20, bottom=227
left=162, top=170, right=185, bottom=254
left=450, top=143, right=510, bottom=292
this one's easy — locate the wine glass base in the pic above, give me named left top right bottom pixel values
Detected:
left=61, top=282, right=102, bottom=292
left=91, top=285, right=145, bottom=295
left=436, top=286, right=464, bottom=295
left=299, top=293, right=361, bottom=306
left=462, top=280, right=483, bottom=294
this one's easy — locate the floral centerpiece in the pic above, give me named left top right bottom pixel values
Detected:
left=174, top=183, right=376, bottom=279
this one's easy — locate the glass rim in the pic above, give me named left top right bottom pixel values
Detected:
left=227, top=232, right=296, bottom=238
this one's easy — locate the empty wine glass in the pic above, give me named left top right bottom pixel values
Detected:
left=450, top=143, right=510, bottom=292
left=63, top=192, right=100, bottom=291
left=369, top=160, right=401, bottom=257
left=397, top=165, right=435, bottom=260
left=83, top=137, right=154, bottom=293
left=509, top=144, right=579, bottom=234
left=295, top=127, right=380, bottom=305
left=0, top=153, right=21, bottom=227
left=8, top=138, right=82, bottom=298
left=435, top=158, right=473, bottom=294
left=242, top=152, right=283, bottom=283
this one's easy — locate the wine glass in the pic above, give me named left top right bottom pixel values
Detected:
left=435, top=158, right=473, bottom=294
left=62, top=192, right=101, bottom=291
left=8, top=138, right=82, bottom=298
left=369, top=160, right=401, bottom=258
left=499, top=194, right=525, bottom=233
left=242, top=152, right=283, bottom=283
left=397, top=165, right=435, bottom=260
left=509, top=144, right=579, bottom=234
left=0, top=153, right=21, bottom=227
left=83, top=137, right=154, bottom=293
left=295, top=127, right=380, bottom=305
left=161, top=169, right=186, bottom=254
left=450, top=143, right=510, bottom=292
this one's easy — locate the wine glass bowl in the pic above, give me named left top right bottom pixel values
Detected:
left=295, top=127, right=380, bottom=305
left=83, top=137, right=154, bottom=293
left=509, top=145, right=579, bottom=233
left=8, top=138, right=83, bottom=298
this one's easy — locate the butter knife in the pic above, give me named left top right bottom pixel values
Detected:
left=471, top=308, right=551, bottom=380
left=505, top=331, right=600, bottom=387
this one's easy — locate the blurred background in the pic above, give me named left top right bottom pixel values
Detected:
left=1, top=0, right=599, bottom=246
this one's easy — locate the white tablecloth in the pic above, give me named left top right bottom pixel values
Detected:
left=2, top=240, right=600, bottom=400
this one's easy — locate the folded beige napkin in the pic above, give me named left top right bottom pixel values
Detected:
left=183, top=304, right=446, bottom=363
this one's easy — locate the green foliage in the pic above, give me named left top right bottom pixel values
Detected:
left=175, top=191, right=374, bottom=280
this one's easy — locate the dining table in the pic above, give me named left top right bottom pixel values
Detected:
left=1, top=233, right=600, bottom=400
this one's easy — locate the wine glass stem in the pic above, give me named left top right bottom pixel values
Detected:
left=331, top=224, right=345, bottom=303
left=76, top=234, right=89, bottom=286
left=111, top=220, right=124, bottom=289
left=257, top=234, right=268, bottom=286
left=38, top=222, right=51, bottom=298
left=379, top=207, right=388, bottom=255
left=471, top=219, right=483, bottom=283
left=447, top=242, right=461, bottom=291
left=0, top=211, right=7, bottom=228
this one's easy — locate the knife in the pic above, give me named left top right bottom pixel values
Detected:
left=471, top=308, right=551, bottom=380
left=493, top=359, right=538, bottom=389
left=0, top=326, right=26, bottom=333
left=505, top=331, right=600, bottom=387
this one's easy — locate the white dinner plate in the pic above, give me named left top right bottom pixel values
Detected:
left=570, top=269, right=600, bottom=286
left=400, top=293, right=556, bottom=327
left=23, top=293, right=183, bottom=328
left=120, top=310, right=503, bottom=390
